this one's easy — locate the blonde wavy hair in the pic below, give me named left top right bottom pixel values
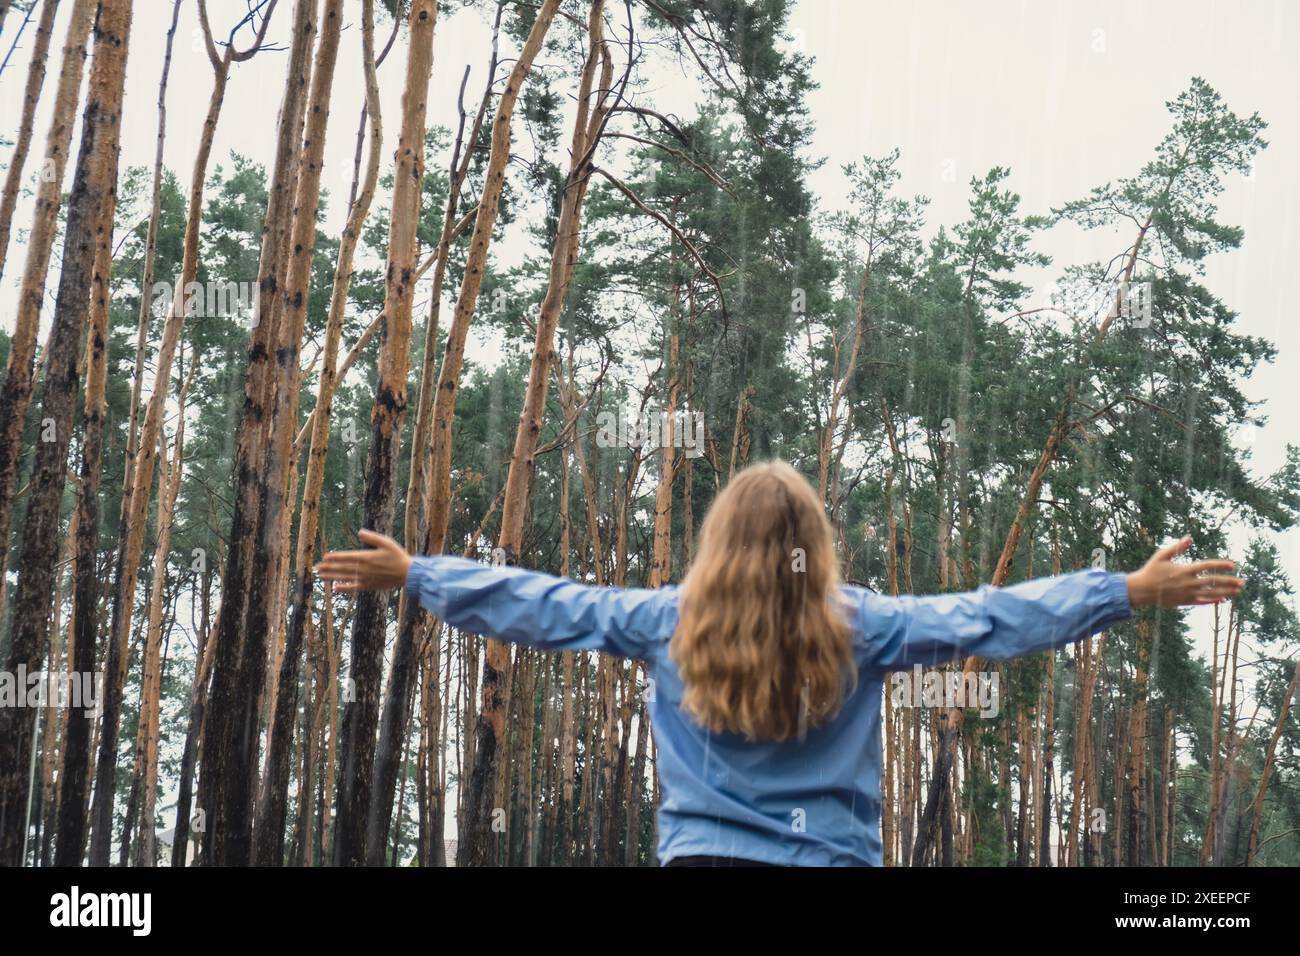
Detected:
left=669, top=460, right=857, bottom=742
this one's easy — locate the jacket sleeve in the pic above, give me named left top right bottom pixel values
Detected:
left=846, top=569, right=1132, bottom=672
left=405, top=555, right=675, bottom=661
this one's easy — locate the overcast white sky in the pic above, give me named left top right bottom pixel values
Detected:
left=785, top=0, right=1300, bottom=668
left=1, top=0, right=1296, bottom=708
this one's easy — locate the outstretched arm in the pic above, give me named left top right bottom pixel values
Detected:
left=851, top=536, right=1242, bottom=672
left=315, top=530, right=674, bottom=660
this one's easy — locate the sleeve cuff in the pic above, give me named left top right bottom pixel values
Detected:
left=406, top=555, right=445, bottom=616
left=1104, top=571, right=1133, bottom=623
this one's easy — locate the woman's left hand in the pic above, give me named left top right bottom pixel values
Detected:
left=315, top=529, right=413, bottom=593
left=1125, top=536, right=1244, bottom=609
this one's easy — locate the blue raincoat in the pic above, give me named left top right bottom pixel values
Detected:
left=407, top=556, right=1131, bottom=866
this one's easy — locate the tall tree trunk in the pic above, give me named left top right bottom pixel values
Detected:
left=0, top=0, right=132, bottom=868
left=1208, top=611, right=1242, bottom=865
left=98, top=0, right=277, bottom=866
left=624, top=305, right=680, bottom=864
left=244, top=0, right=344, bottom=867
left=1202, top=604, right=1232, bottom=864
left=1066, top=633, right=1102, bottom=865
left=196, top=0, right=314, bottom=867
left=367, top=10, right=505, bottom=859
left=109, top=11, right=183, bottom=859
left=728, top=386, right=754, bottom=480
left=1039, top=649, right=1056, bottom=866
left=817, top=251, right=872, bottom=502
left=880, top=398, right=912, bottom=862
left=418, top=627, right=445, bottom=864
left=1123, top=617, right=1152, bottom=865
left=1156, top=706, right=1172, bottom=865
left=134, top=361, right=191, bottom=865
left=557, top=350, right=595, bottom=862
left=37, top=512, right=77, bottom=865
left=1165, top=719, right=1176, bottom=865
left=1244, top=657, right=1299, bottom=865
left=53, top=220, right=113, bottom=867
left=120, top=0, right=181, bottom=543
left=332, top=0, right=438, bottom=868
left=916, top=211, right=1157, bottom=855
left=0, top=0, right=93, bottom=618
left=103, top=0, right=182, bottom=865
left=551, top=443, right=575, bottom=863
left=171, top=572, right=215, bottom=868
left=0, top=0, right=59, bottom=285
left=466, top=0, right=610, bottom=865
left=320, top=577, right=340, bottom=856
left=422, top=0, right=559, bottom=563
left=267, top=0, right=382, bottom=866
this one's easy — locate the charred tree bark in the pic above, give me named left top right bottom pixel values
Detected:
left=332, top=0, right=438, bottom=868
left=466, top=0, right=610, bottom=866
left=262, top=0, right=381, bottom=868
left=367, top=13, right=504, bottom=860
left=198, top=0, right=315, bottom=868
left=95, top=24, right=200, bottom=862
left=52, top=210, right=114, bottom=867
left=0, top=0, right=132, bottom=868
left=1123, top=617, right=1152, bottom=865
left=0, top=0, right=94, bottom=617
left=243, top=0, right=343, bottom=867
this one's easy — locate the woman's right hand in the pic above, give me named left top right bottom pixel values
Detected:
left=1125, top=536, right=1244, bottom=608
